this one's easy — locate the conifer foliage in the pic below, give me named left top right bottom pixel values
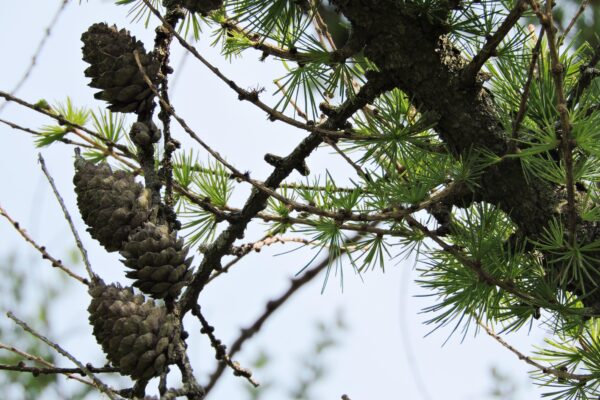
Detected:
left=2, top=0, right=600, bottom=399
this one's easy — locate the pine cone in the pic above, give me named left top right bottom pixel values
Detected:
left=121, top=223, right=193, bottom=299
left=88, top=280, right=179, bottom=380
left=173, top=0, right=223, bottom=15
left=73, top=153, right=151, bottom=252
left=81, top=23, right=160, bottom=114
left=130, top=121, right=161, bottom=148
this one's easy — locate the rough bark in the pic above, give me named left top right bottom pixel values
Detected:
left=330, top=1, right=600, bottom=308
left=332, top=0, right=558, bottom=237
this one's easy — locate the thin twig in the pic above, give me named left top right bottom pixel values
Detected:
left=0, top=0, right=70, bottom=115
left=511, top=26, right=545, bottom=147
left=462, top=0, right=528, bottom=84
left=558, top=0, right=589, bottom=46
left=228, top=235, right=315, bottom=256
left=0, top=204, right=87, bottom=284
left=207, top=235, right=316, bottom=283
left=479, top=321, right=592, bottom=382
left=0, top=363, right=118, bottom=375
left=0, top=342, right=97, bottom=387
left=0, top=97, right=151, bottom=175
left=203, top=229, right=366, bottom=394
left=0, top=117, right=94, bottom=149
left=220, top=18, right=355, bottom=64
left=206, top=234, right=272, bottom=284
left=310, top=1, right=337, bottom=50
left=173, top=342, right=205, bottom=399
left=175, top=171, right=454, bottom=235
left=0, top=90, right=132, bottom=156
left=193, top=305, right=259, bottom=387
left=38, top=153, right=94, bottom=280
left=530, top=0, right=577, bottom=243
left=279, top=181, right=363, bottom=193
left=256, top=212, right=404, bottom=236
left=153, top=4, right=185, bottom=231
left=324, top=137, right=370, bottom=181
left=139, top=0, right=348, bottom=140
left=7, top=312, right=121, bottom=400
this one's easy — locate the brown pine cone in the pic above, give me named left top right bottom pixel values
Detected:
left=73, top=152, right=151, bottom=252
left=81, top=23, right=160, bottom=114
left=121, top=222, right=193, bottom=300
left=88, top=280, right=179, bottom=380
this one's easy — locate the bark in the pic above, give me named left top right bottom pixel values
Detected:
left=331, top=0, right=558, bottom=236
left=331, top=1, right=600, bottom=308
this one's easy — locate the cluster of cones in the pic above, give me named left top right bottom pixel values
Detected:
left=74, top=151, right=193, bottom=380
left=75, top=2, right=223, bottom=380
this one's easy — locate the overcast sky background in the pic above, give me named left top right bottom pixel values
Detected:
left=0, top=1, right=555, bottom=399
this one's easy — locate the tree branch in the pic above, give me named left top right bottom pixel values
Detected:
left=462, top=0, right=529, bottom=85
left=0, top=0, right=70, bottom=115
left=530, top=0, right=577, bottom=242
left=203, top=228, right=366, bottom=394
left=0, top=205, right=88, bottom=284
left=479, top=320, right=592, bottom=383
left=192, top=305, right=259, bottom=387
left=7, top=312, right=121, bottom=400
left=38, top=153, right=95, bottom=280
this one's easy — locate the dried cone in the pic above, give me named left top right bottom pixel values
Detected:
left=121, top=223, right=193, bottom=300
left=88, top=280, right=179, bottom=380
left=81, top=23, right=160, bottom=114
left=176, top=0, right=223, bottom=14
left=73, top=153, right=151, bottom=252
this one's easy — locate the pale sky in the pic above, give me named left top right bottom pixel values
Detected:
left=0, top=1, right=547, bottom=399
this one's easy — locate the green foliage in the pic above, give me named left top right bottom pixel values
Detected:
left=115, top=0, right=163, bottom=27
left=266, top=187, right=295, bottom=234
left=84, top=109, right=127, bottom=162
left=350, top=233, right=391, bottom=272
left=419, top=203, right=522, bottom=336
left=178, top=156, right=234, bottom=246
left=533, top=321, right=600, bottom=399
left=532, top=218, right=600, bottom=293
left=228, top=0, right=309, bottom=47
left=275, top=60, right=330, bottom=119
left=11, top=0, right=600, bottom=398
left=35, top=98, right=89, bottom=148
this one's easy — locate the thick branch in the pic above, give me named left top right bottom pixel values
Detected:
left=178, top=73, right=390, bottom=314
left=331, top=0, right=557, bottom=237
